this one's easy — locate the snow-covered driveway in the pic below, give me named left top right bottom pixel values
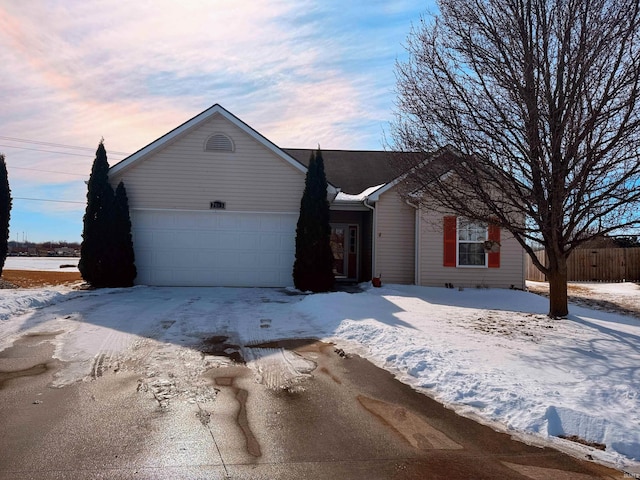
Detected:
left=1, top=283, right=639, bottom=472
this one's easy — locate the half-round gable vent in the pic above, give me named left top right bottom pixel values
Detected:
left=205, top=133, right=234, bottom=152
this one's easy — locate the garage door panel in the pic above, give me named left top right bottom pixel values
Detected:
left=238, top=216, right=261, bottom=231
left=259, top=217, right=283, bottom=232
left=239, top=252, right=265, bottom=269
left=153, top=248, right=184, bottom=268
left=180, top=215, right=209, bottom=229
left=131, top=210, right=298, bottom=287
left=217, top=232, right=239, bottom=247
left=216, top=252, right=238, bottom=269
left=174, top=231, right=202, bottom=249
left=262, top=253, right=285, bottom=269
left=235, top=235, right=260, bottom=250
left=199, top=232, right=219, bottom=245
left=257, top=234, right=281, bottom=250
left=278, top=234, right=295, bottom=250
left=134, top=212, right=162, bottom=228
left=218, top=215, right=240, bottom=230
left=195, top=251, right=216, bottom=269
left=151, top=268, right=174, bottom=285
left=151, top=231, right=176, bottom=248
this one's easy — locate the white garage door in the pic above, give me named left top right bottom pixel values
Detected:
left=131, top=210, right=297, bottom=287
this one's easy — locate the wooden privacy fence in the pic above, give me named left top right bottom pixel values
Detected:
left=526, top=248, right=640, bottom=282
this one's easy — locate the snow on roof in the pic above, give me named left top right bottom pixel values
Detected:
left=334, top=184, right=386, bottom=203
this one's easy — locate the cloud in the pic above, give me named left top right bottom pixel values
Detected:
left=0, top=0, right=419, bottom=148
left=0, top=0, right=431, bottom=240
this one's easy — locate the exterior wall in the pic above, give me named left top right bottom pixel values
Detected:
left=418, top=209, right=525, bottom=289
left=109, top=113, right=305, bottom=213
left=374, top=188, right=415, bottom=284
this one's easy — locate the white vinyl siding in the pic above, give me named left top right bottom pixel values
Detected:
left=109, top=114, right=305, bottom=212
left=374, top=188, right=415, bottom=284
left=419, top=209, right=525, bottom=289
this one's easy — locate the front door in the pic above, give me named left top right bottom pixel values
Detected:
left=330, top=224, right=358, bottom=279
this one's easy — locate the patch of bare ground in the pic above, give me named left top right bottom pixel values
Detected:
left=0, top=270, right=83, bottom=288
left=558, top=435, right=607, bottom=451
left=527, top=282, right=640, bottom=318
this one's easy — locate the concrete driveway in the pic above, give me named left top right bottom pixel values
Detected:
left=0, top=315, right=624, bottom=479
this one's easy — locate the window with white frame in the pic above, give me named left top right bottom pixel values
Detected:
left=457, top=218, right=488, bottom=266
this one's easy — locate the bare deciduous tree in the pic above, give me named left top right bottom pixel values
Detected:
left=392, top=0, right=640, bottom=317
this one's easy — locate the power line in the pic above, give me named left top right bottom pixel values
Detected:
left=0, top=135, right=131, bottom=156
left=9, top=166, right=88, bottom=177
left=0, top=144, right=96, bottom=158
left=0, top=135, right=96, bottom=151
left=13, top=197, right=85, bottom=205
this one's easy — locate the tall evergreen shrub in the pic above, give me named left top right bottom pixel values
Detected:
left=113, top=181, right=136, bottom=286
left=0, top=154, right=11, bottom=276
left=293, top=148, right=335, bottom=292
left=79, top=141, right=115, bottom=287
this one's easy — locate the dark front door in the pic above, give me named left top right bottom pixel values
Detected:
left=330, top=224, right=358, bottom=279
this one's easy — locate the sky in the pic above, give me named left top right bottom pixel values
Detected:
left=0, top=0, right=436, bottom=244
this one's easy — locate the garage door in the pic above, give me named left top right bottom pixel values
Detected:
left=130, top=210, right=298, bottom=287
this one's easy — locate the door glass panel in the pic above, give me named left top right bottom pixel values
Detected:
left=330, top=227, right=345, bottom=276
left=349, top=227, right=357, bottom=254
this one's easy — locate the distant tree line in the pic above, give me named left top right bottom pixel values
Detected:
left=578, top=235, right=640, bottom=249
left=9, top=241, right=81, bottom=248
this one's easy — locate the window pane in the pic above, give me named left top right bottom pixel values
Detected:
left=459, top=243, right=486, bottom=266
left=458, top=219, right=487, bottom=241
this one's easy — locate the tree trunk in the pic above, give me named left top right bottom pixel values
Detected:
left=547, top=256, right=569, bottom=318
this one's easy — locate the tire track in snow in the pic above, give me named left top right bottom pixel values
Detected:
left=89, top=327, right=131, bottom=379
left=131, top=296, right=227, bottom=408
left=88, top=294, right=202, bottom=384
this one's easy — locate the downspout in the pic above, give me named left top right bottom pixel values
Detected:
left=414, top=205, right=421, bottom=285
left=364, top=197, right=376, bottom=280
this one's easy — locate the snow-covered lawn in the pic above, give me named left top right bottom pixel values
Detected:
left=4, top=256, right=79, bottom=272
left=1, top=280, right=639, bottom=472
left=529, top=280, right=640, bottom=317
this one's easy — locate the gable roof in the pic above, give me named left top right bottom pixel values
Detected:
left=367, top=147, right=462, bottom=202
left=284, top=149, right=399, bottom=195
left=109, top=104, right=308, bottom=177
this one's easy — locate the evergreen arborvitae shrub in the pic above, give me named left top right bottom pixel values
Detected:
left=79, top=141, right=115, bottom=287
left=113, top=181, right=136, bottom=287
left=0, top=154, right=11, bottom=277
left=293, top=148, right=335, bottom=292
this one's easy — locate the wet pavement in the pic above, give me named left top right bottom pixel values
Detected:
left=0, top=334, right=626, bottom=479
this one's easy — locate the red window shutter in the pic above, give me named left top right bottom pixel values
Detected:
left=488, top=224, right=500, bottom=268
left=443, top=216, right=457, bottom=267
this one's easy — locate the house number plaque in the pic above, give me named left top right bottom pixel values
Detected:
left=210, top=201, right=226, bottom=209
